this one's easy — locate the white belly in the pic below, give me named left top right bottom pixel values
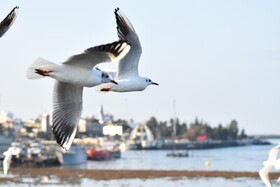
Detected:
left=111, top=78, right=146, bottom=92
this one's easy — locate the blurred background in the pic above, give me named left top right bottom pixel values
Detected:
left=0, top=1, right=279, bottom=187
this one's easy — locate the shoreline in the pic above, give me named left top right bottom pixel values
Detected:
left=3, top=168, right=280, bottom=181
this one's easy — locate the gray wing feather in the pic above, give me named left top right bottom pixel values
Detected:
left=63, top=40, right=130, bottom=70
left=0, top=6, right=18, bottom=38
left=114, top=8, right=142, bottom=78
left=52, top=81, right=83, bottom=150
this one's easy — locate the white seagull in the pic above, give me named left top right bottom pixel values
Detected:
left=27, top=40, right=130, bottom=150
left=96, top=8, right=158, bottom=92
left=2, top=147, right=16, bottom=175
left=0, top=6, right=18, bottom=38
left=259, top=144, right=280, bottom=187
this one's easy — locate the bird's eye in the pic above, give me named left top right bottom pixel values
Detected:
left=106, top=75, right=109, bottom=78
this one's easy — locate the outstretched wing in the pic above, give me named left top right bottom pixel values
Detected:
left=52, top=81, right=83, bottom=150
left=268, top=144, right=280, bottom=162
left=0, top=6, right=19, bottom=38
left=114, top=8, right=142, bottom=78
left=63, top=40, right=130, bottom=70
left=259, top=166, right=272, bottom=187
left=3, top=148, right=13, bottom=175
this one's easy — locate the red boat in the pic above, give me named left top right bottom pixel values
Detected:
left=86, top=148, right=112, bottom=161
left=86, top=148, right=121, bottom=160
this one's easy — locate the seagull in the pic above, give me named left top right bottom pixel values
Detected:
left=0, top=6, right=19, bottom=38
left=96, top=8, right=158, bottom=92
left=2, top=147, right=16, bottom=175
left=27, top=40, right=130, bottom=150
left=259, top=144, right=280, bottom=187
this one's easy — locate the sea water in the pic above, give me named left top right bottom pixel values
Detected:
left=1, top=142, right=279, bottom=187
left=85, top=144, right=275, bottom=172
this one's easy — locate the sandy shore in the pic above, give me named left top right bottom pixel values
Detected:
left=1, top=168, right=279, bottom=181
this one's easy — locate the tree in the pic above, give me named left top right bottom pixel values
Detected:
left=146, top=116, right=158, bottom=138
left=228, top=120, right=238, bottom=140
left=169, top=118, right=187, bottom=137
left=240, top=129, right=247, bottom=139
left=114, top=119, right=131, bottom=133
left=141, top=117, right=243, bottom=141
left=158, top=121, right=172, bottom=138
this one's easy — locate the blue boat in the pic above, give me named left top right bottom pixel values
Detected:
left=61, top=144, right=87, bottom=165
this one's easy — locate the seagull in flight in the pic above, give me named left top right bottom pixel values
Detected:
left=259, top=144, right=280, bottom=187
left=27, top=40, right=130, bottom=150
left=0, top=6, right=19, bottom=38
left=2, top=146, right=17, bottom=175
left=97, top=8, right=158, bottom=92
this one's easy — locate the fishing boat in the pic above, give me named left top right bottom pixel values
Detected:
left=85, top=141, right=121, bottom=161
left=166, top=150, right=189, bottom=157
left=1, top=140, right=61, bottom=169
left=86, top=147, right=111, bottom=161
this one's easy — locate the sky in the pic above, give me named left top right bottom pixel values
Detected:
left=0, top=1, right=279, bottom=135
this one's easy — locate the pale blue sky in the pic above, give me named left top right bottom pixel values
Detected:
left=0, top=1, right=279, bottom=134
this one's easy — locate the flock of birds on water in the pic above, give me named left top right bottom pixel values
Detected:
left=0, top=5, right=279, bottom=187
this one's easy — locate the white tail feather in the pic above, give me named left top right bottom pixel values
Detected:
left=26, top=57, right=56, bottom=79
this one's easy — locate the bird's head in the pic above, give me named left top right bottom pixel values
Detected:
left=145, top=78, right=159, bottom=87
left=94, top=67, right=118, bottom=85
left=101, top=71, right=118, bottom=85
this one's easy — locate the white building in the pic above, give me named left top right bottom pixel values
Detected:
left=40, top=113, right=51, bottom=133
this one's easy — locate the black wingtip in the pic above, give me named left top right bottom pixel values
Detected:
left=86, top=40, right=130, bottom=58
left=9, top=6, right=19, bottom=15
left=115, top=7, right=120, bottom=13
left=52, top=123, right=74, bottom=150
left=0, top=6, right=19, bottom=37
left=114, top=8, right=131, bottom=40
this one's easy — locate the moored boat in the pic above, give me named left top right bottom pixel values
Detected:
left=85, top=141, right=121, bottom=161
left=86, top=148, right=111, bottom=161
left=61, top=144, right=87, bottom=165
left=1, top=140, right=62, bottom=170
left=166, top=150, right=189, bottom=157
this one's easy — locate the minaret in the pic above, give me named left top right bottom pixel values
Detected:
left=98, top=105, right=105, bottom=124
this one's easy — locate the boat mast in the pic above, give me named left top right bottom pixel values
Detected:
left=173, top=100, right=176, bottom=138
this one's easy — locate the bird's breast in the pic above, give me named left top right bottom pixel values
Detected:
left=112, top=78, right=146, bottom=92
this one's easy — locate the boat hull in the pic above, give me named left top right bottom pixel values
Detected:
left=62, top=145, right=87, bottom=165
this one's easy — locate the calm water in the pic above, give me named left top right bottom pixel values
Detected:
left=2, top=140, right=278, bottom=172
left=84, top=143, right=276, bottom=172
left=1, top=141, right=280, bottom=187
